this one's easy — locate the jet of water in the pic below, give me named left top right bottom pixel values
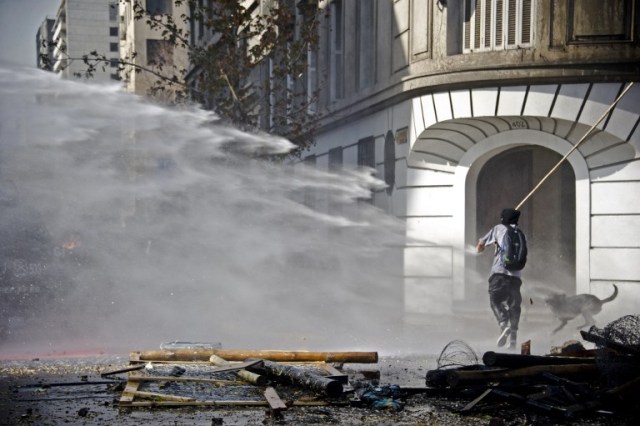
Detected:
left=0, top=65, right=408, bottom=356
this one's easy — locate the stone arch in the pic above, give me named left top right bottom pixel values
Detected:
left=406, top=115, right=635, bottom=303
left=453, top=129, right=590, bottom=299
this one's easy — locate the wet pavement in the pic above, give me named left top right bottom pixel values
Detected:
left=3, top=309, right=634, bottom=425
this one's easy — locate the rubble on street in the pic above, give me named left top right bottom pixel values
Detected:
left=2, top=315, right=640, bottom=425
left=426, top=315, right=640, bottom=422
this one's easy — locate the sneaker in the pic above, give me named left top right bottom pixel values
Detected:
left=497, top=327, right=511, bottom=347
left=508, top=331, right=518, bottom=350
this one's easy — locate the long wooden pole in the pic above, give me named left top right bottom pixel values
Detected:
left=132, top=349, right=378, bottom=363
left=446, top=363, right=597, bottom=387
left=515, top=82, right=635, bottom=210
left=482, top=351, right=595, bottom=368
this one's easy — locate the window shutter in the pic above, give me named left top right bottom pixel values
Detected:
left=507, top=0, right=517, bottom=46
left=464, top=0, right=472, bottom=50
left=521, top=0, right=532, bottom=45
left=474, top=0, right=482, bottom=49
left=357, top=137, right=375, bottom=168
left=484, top=0, right=492, bottom=49
left=495, top=0, right=504, bottom=47
left=464, top=0, right=531, bottom=52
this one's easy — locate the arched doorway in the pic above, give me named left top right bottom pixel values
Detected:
left=470, top=146, right=576, bottom=298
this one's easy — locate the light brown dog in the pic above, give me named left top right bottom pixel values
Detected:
left=544, top=284, right=618, bottom=334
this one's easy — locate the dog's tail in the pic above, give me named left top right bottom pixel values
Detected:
left=602, top=283, right=618, bottom=304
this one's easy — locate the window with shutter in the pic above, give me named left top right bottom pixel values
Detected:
left=463, top=0, right=533, bottom=52
left=496, top=0, right=504, bottom=48
left=474, top=0, right=482, bottom=49
left=464, top=0, right=472, bottom=50
left=521, top=0, right=532, bottom=44
left=507, top=0, right=517, bottom=46
left=357, top=137, right=375, bottom=169
left=330, top=0, right=344, bottom=101
left=357, top=137, right=375, bottom=204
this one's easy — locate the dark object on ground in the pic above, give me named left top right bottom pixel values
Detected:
left=356, top=384, right=404, bottom=411
left=482, top=351, right=596, bottom=368
left=246, top=358, right=343, bottom=397
left=426, top=315, right=640, bottom=421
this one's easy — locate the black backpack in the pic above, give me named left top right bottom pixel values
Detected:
left=502, top=225, right=527, bottom=271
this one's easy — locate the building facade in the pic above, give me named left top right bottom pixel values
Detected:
left=119, top=0, right=188, bottom=99
left=48, top=0, right=120, bottom=81
left=36, top=18, right=56, bottom=70
left=301, top=0, right=640, bottom=320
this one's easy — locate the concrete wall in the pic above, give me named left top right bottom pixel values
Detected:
left=119, top=0, right=188, bottom=98
left=313, top=0, right=639, bottom=131
left=307, top=80, right=640, bottom=318
left=54, top=0, right=119, bottom=81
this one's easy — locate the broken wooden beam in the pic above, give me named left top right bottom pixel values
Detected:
left=580, top=330, right=640, bottom=356
left=461, top=388, right=493, bottom=412
left=209, top=354, right=267, bottom=386
left=127, top=374, right=241, bottom=386
left=100, top=364, right=145, bottom=377
left=132, top=349, right=378, bottom=363
left=318, top=363, right=349, bottom=384
left=491, top=388, right=569, bottom=416
left=119, top=380, right=141, bottom=405
left=263, top=386, right=288, bottom=412
left=246, top=359, right=343, bottom=397
left=446, top=363, right=598, bottom=388
left=118, top=399, right=347, bottom=408
left=20, top=380, right=123, bottom=388
left=131, top=390, right=196, bottom=402
left=482, top=351, right=595, bottom=368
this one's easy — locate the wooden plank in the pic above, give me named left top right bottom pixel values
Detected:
left=263, top=387, right=288, bottom=411
left=127, top=374, right=241, bottom=386
left=482, top=351, right=596, bottom=368
left=461, top=388, right=493, bottom=412
left=119, top=380, right=141, bottom=404
left=129, top=360, right=211, bottom=365
left=319, top=363, right=349, bottom=384
left=209, top=354, right=267, bottom=386
left=101, top=364, right=145, bottom=377
left=119, top=400, right=344, bottom=408
left=447, top=364, right=598, bottom=387
left=209, top=359, right=263, bottom=373
left=132, top=390, right=196, bottom=402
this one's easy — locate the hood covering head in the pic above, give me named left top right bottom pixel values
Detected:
left=501, top=208, right=521, bottom=225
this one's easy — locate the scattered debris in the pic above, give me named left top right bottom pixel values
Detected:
left=7, top=316, right=640, bottom=424
left=426, top=315, right=640, bottom=421
left=117, top=349, right=379, bottom=413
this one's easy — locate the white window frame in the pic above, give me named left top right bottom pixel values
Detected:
left=463, top=0, right=534, bottom=53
